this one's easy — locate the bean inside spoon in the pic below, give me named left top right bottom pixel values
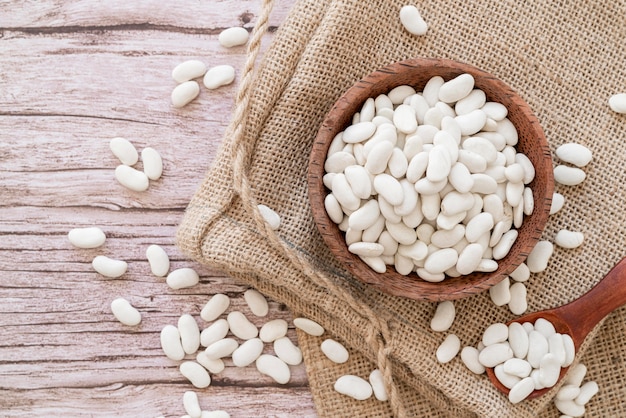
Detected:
left=486, top=256, right=626, bottom=400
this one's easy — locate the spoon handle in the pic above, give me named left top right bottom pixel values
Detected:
left=554, top=256, right=626, bottom=344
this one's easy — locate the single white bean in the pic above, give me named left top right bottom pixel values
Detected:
left=293, top=317, right=324, bottom=336
left=494, top=364, right=521, bottom=389
left=196, top=352, right=225, bottom=374
left=166, top=267, right=200, bottom=290
left=200, top=319, right=229, bottom=348
left=243, top=289, right=269, bottom=317
left=109, top=137, right=138, bottom=166
left=227, top=311, right=258, bottom=340
left=172, top=60, right=207, bottom=83
left=141, top=147, right=163, bottom=180
left=183, top=391, right=202, bottom=418
left=527, top=331, right=549, bottom=368
left=388, top=85, right=416, bottom=104
left=556, top=384, right=582, bottom=401
left=489, top=277, right=511, bottom=306
left=273, top=336, right=303, bottom=366
left=204, top=338, right=238, bottom=360
left=257, top=204, right=281, bottom=230
left=430, top=301, right=455, bottom=332
left=555, top=230, right=584, bottom=249
left=256, top=354, right=291, bottom=384
left=436, top=334, right=461, bottom=363
left=555, top=143, right=592, bottom=168
left=554, top=165, right=586, bottom=186
left=180, top=361, right=211, bottom=388
left=92, top=255, right=127, bottom=278
left=575, top=381, right=599, bottom=405
left=399, top=5, right=428, bottom=36
left=564, top=363, right=587, bottom=387
left=538, top=353, right=561, bottom=387
left=146, top=244, right=169, bottom=277
left=231, top=338, right=264, bottom=367
left=259, top=319, right=288, bottom=343
left=203, top=65, right=236, bottom=89
left=460, top=346, right=485, bottom=374
left=482, top=323, right=509, bottom=346
left=562, top=333, right=576, bottom=367
left=503, top=358, right=532, bottom=378
left=554, top=399, right=586, bottom=417
left=608, top=93, right=626, bottom=113
left=369, top=369, right=389, bottom=401
left=439, top=73, right=474, bottom=104
left=68, top=226, right=106, bottom=249
left=424, top=248, right=458, bottom=274
left=508, top=377, right=535, bottom=404
left=508, top=322, right=529, bottom=359
left=334, top=375, right=373, bottom=400
left=200, top=294, right=230, bottom=322
left=178, top=314, right=201, bottom=355
left=526, top=240, right=554, bottom=273
left=115, top=165, right=149, bottom=192
left=321, top=338, right=349, bottom=364
left=478, top=343, right=513, bottom=367
left=218, top=27, right=249, bottom=47
left=171, top=80, right=200, bottom=108
left=161, top=324, right=185, bottom=361
left=550, top=192, right=565, bottom=215
left=508, top=282, right=528, bottom=315
left=110, top=297, right=141, bottom=326
left=456, top=242, right=484, bottom=274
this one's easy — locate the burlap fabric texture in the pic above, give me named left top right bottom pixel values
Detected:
left=178, top=0, right=626, bottom=416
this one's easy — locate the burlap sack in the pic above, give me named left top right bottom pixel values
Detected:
left=178, top=0, right=626, bottom=416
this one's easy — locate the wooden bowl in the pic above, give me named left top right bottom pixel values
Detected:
left=308, top=58, right=554, bottom=301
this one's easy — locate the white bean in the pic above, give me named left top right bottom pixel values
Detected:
left=439, top=73, right=474, bottom=104
left=554, top=165, right=586, bottom=186
left=436, top=334, right=461, bottom=363
left=388, top=85, right=416, bottom=104
left=171, top=80, right=200, bottom=108
left=556, top=384, right=581, bottom=401
left=503, top=358, right=532, bottom=378
left=92, top=255, right=127, bottom=278
left=321, top=338, right=349, bottom=364
left=460, top=346, right=485, bottom=374
left=508, top=282, right=528, bottom=315
left=200, top=319, right=229, bottom=348
left=68, top=226, right=106, bottom=249
left=482, top=323, right=509, bottom=346
left=256, top=354, right=290, bottom=384
left=172, top=60, right=206, bottom=83
left=539, top=353, right=561, bottom=387
left=424, top=248, right=458, bottom=274
left=218, top=27, right=249, bottom=48
left=109, top=137, right=138, bottom=166
left=183, top=391, right=202, bottom=418
left=430, top=301, right=455, bottom=332
left=508, top=322, right=529, bottom=359
left=110, top=297, right=141, bottom=326
left=257, top=204, right=281, bottom=230
left=204, top=338, right=238, bottom=360
left=200, top=294, right=230, bottom=322
left=555, top=230, right=584, bottom=249
left=509, top=262, right=530, bottom=282
left=259, top=319, right=288, bottom=343
left=368, top=369, right=389, bottom=401
left=508, top=377, right=535, bottom=404
left=575, top=381, right=599, bottom=405
left=227, top=311, right=258, bottom=340
left=180, top=361, right=211, bottom=388
left=494, top=364, right=521, bottom=389
left=243, top=289, right=269, bottom=317
left=141, top=147, right=163, bottom=180
left=115, top=164, right=149, bottom=192
left=334, top=375, right=373, bottom=400
left=550, top=192, right=565, bottom=215
left=526, top=240, right=553, bottom=273
left=489, top=277, right=511, bottom=306
left=478, top=343, right=513, bottom=367
left=231, top=338, right=264, bottom=367
left=564, top=363, right=587, bottom=387
left=554, top=399, right=586, bottom=417
left=527, top=331, right=549, bottom=368
left=161, top=325, right=185, bottom=361
left=178, top=314, right=200, bottom=355
left=196, top=352, right=225, bottom=374
left=555, top=143, right=592, bottom=167
left=608, top=93, right=626, bottom=113
left=203, top=65, right=236, bottom=90
left=399, top=5, right=428, bottom=36
left=273, top=336, right=303, bottom=366
left=166, top=267, right=200, bottom=290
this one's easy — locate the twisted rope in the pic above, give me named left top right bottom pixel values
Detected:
left=227, top=1, right=406, bottom=416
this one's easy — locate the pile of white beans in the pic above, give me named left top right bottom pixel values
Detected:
left=170, top=27, right=248, bottom=109
left=323, top=73, right=537, bottom=281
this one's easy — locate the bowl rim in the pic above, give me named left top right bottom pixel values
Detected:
left=307, top=57, right=554, bottom=301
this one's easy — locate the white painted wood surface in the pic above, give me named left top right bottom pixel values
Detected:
left=0, top=1, right=317, bottom=416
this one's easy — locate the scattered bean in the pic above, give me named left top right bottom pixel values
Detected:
left=399, top=5, right=428, bottom=36
left=200, top=294, right=230, bottom=322
left=227, top=311, right=258, bottom=340
left=180, top=361, right=211, bottom=388
left=218, top=27, right=249, bottom=48
left=161, top=325, right=185, bottom=361
left=231, top=338, right=264, bottom=367
left=554, top=165, right=586, bottom=186
left=257, top=204, right=281, bottom=230
left=204, top=338, right=238, bottom=360
left=92, top=255, right=128, bottom=278
left=293, top=317, right=325, bottom=336
left=183, top=391, right=202, bottom=418
left=203, top=65, right=236, bottom=90
left=172, top=60, right=207, bottom=83
left=259, top=319, right=288, bottom=343
left=608, top=93, right=626, bottom=113
left=273, top=336, right=303, bottom=366
left=256, top=354, right=290, bottom=384
left=115, top=164, right=150, bottom=192
left=110, top=297, right=141, bottom=326
left=334, top=375, right=373, bottom=400
left=171, top=80, right=200, bottom=108
left=178, top=314, right=201, bottom=354
left=166, top=267, right=200, bottom=289
left=244, top=289, right=269, bottom=317
left=320, top=338, right=349, bottom=364
left=430, top=301, right=455, bottom=332
left=555, top=143, right=592, bottom=168
left=436, top=334, right=461, bottom=363
left=146, top=244, right=170, bottom=277
left=141, top=147, right=163, bottom=180
left=110, top=137, right=139, bottom=166
left=555, top=229, right=584, bottom=249
left=68, top=226, right=106, bottom=249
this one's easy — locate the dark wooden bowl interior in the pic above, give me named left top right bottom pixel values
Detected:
left=308, top=58, right=554, bottom=301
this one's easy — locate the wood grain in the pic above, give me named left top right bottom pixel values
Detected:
left=0, top=1, right=316, bottom=417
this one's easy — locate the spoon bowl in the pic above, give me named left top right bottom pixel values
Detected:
left=486, top=256, right=626, bottom=399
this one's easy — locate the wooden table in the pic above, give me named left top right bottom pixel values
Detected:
left=0, top=1, right=317, bottom=416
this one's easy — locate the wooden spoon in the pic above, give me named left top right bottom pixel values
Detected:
left=486, top=256, right=626, bottom=399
